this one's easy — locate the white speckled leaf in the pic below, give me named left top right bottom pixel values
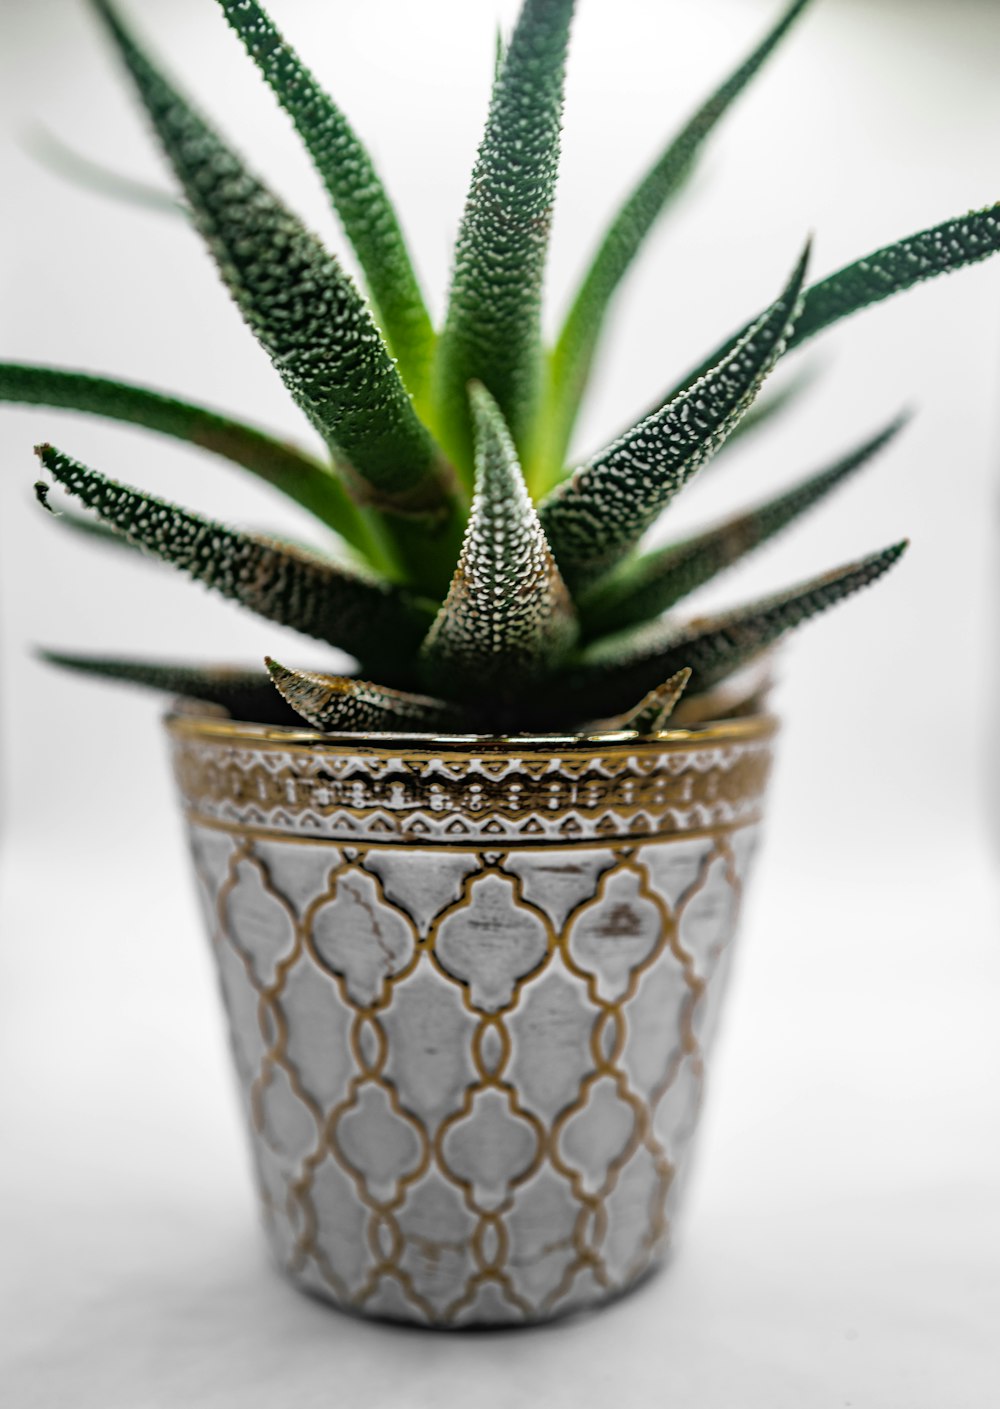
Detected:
left=791, top=207, right=1000, bottom=347
left=419, top=385, right=576, bottom=704
left=656, top=202, right=1000, bottom=413
left=579, top=411, right=908, bottom=637
left=433, top=0, right=576, bottom=479
left=539, top=244, right=810, bottom=590
left=36, top=445, right=434, bottom=671
left=267, top=661, right=469, bottom=732
left=216, top=0, right=434, bottom=403
left=94, top=1, right=447, bottom=519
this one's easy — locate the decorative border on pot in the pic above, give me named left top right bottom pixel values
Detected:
left=168, top=715, right=777, bottom=847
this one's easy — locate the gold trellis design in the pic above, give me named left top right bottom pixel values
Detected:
left=176, top=717, right=775, bottom=1325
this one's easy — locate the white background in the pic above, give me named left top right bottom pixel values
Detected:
left=1, top=1, right=998, bottom=1404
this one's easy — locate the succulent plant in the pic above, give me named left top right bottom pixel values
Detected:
left=9, top=0, right=1000, bottom=733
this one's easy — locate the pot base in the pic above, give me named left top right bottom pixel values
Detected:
left=281, top=1242, right=673, bottom=1331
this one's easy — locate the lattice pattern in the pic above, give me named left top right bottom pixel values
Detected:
left=187, top=821, right=759, bottom=1325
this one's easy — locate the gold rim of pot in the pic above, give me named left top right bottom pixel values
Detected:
left=165, top=710, right=779, bottom=757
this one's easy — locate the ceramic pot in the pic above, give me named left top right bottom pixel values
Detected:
left=168, top=713, right=776, bottom=1327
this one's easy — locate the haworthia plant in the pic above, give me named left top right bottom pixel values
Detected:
left=16, top=0, right=997, bottom=734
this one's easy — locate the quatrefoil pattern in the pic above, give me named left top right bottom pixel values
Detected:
left=176, top=725, right=771, bottom=1325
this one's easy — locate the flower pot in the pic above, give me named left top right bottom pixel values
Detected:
left=168, top=712, right=776, bottom=1327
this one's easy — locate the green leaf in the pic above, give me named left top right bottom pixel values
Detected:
left=537, top=0, right=813, bottom=486
left=432, top=0, right=576, bottom=481
left=35, top=444, right=435, bottom=674
left=0, top=362, right=385, bottom=563
left=622, top=363, right=824, bottom=483
left=789, top=205, right=1000, bottom=349
left=23, top=123, right=183, bottom=215
left=662, top=202, right=1000, bottom=407
left=539, top=243, right=810, bottom=591
left=47, top=500, right=353, bottom=571
left=562, top=541, right=908, bottom=718
left=40, top=649, right=299, bottom=723
left=419, top=384, right=577, bottom=704
left=590, top=667, right=692, bottom=733
left=267, top=659, right=469, bottom=732
left=215, top=0, right=435, bottom=406
left=92, top=0, right=459, bottom=592
left=579, top=411, right=908, bottom=637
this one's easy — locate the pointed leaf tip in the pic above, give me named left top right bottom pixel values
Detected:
left=420, top=384, right=577, bottom=702
left=662, top=201, right=1000, bottom=413
left=268, top=661, right=468, bottom=732
left=650, top=667, right=694, bottom=730
left=541, top=241, right=810, bottom=588
left=592, top=666, right=692, bottom=733
left=789, top=204, right=1000, bottom=349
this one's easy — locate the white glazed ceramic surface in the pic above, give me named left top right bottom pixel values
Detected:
left=169, top=716, right=775, bottom=1326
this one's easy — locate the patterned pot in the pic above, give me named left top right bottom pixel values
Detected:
left=169, top=712, right=776, bottom=1327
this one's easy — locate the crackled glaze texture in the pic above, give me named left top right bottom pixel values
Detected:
left=169, top=716, right=775, bottom=1325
